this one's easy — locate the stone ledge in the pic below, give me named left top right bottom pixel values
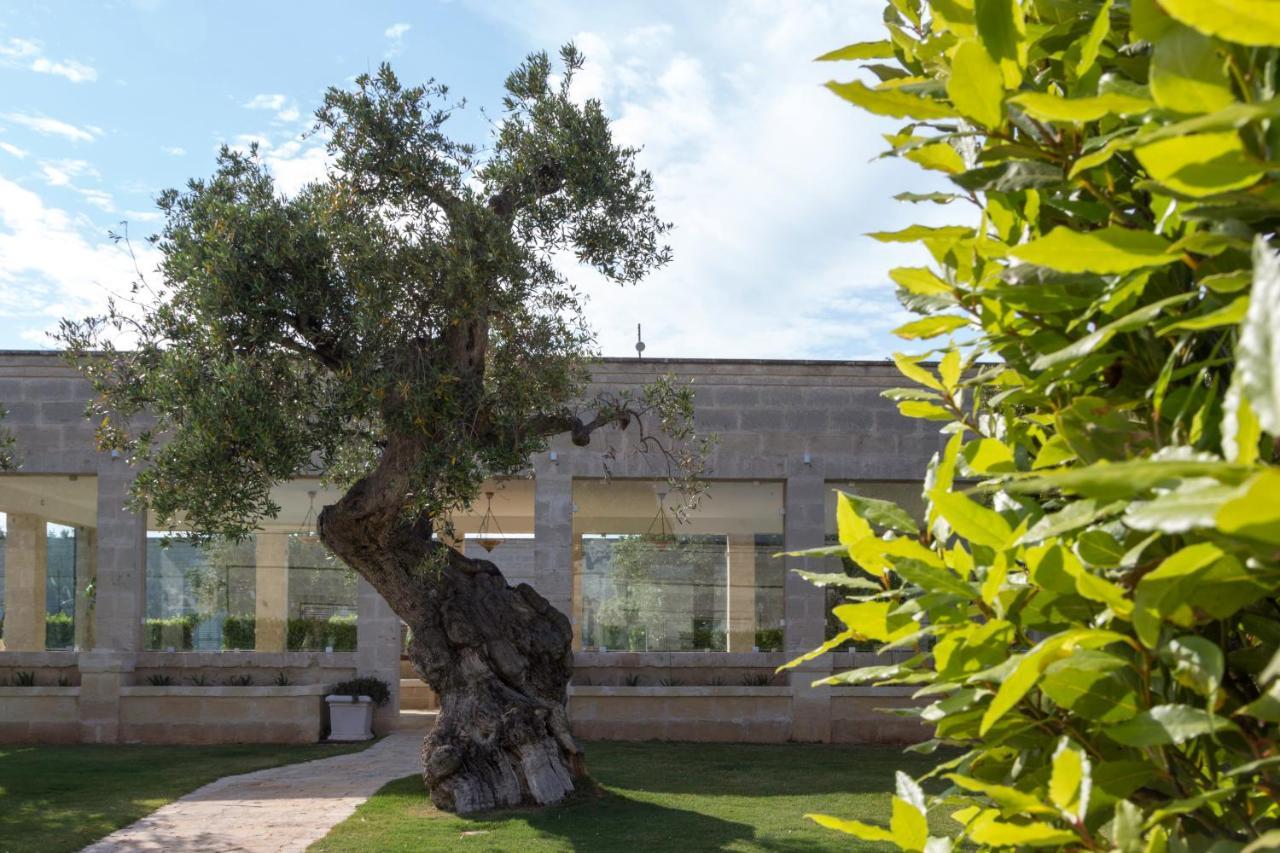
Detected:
left=134, top=651, right=358, bottom=668
left=574, top=651, right=787, bottom=667
left=0, top=650, right=80, bottom=667
left=570, top=685, right=791, bottom=698
left=120, top=685, right=330, bottom=698
left=0, top=686, right=80, bottom=697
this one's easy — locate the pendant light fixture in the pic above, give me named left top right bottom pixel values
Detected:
left=645, top=490, right=675, bottom=551
left=476, top=491, right=504, bottom=552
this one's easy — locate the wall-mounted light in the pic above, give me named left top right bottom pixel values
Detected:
left=802, top=452, right=812, bottom=467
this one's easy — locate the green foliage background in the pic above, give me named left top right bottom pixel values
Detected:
left=791, top=0, right=1280, bottom=849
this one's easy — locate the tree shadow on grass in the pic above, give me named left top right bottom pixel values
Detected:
left=468, top=789, right=758, bottom=851
left=582, top=740, right=949, bottom=798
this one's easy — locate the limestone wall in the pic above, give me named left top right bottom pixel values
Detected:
left=0, top=353, right=939, bottom=744
left=118, top=685, right=329, bottom=744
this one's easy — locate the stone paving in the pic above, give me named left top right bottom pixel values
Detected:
left=82, top=731, right=424, bottom=852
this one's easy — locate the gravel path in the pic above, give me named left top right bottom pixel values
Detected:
left=82, top=732, right=423, bottom=852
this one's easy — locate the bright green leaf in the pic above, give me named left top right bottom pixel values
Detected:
left=1010, top=91, right=1153, bottom=123
left=815, top=40, right=895, bottom=61
left=1216, top=468, right=1280, bottom=545
left=1076, top=0, right=1112, bottom=77
left=827, top=79, right=958, bottom=120
left=1011, top=227, right=1177, bottom=274
left=948, top=39, right=1005, bottom=127
left=894, top=314, right=969, bottom=339
left=1159, top=0, right=1280, bottom=47
left=1106, top=703, right=1235, bottom=747
left=1049, top=738, right=1090, bottom=821
left=1150, top=25, right=1235, bottom=114
left=1136, top=132, right=1264, bottom=198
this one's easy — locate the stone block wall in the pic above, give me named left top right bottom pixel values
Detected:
left=1, top=353, right=940, bottom=744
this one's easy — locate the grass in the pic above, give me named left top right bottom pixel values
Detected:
left=0, top=740, right=373, bottom=853
left=313, top=741, right=953, bottom=852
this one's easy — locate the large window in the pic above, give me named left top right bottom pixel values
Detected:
left=145, top=480, right=358, bottom=652
left=0, top=475, right=98, bottom=651
left=572, top=480, right=785, bottom=652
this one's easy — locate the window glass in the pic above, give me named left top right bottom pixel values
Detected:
left=145, top=480, right=358, bottom=651
left=572, top=480, right=785, bottom=652
left=0, top=475, right=98, bottom=651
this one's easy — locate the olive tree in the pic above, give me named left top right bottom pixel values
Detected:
left=59, top=47, right=707, bottom=813
left=790, top=0, right=1280, bottom=848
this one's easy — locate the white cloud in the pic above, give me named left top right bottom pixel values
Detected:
left=0, top=176, right=158, bottom=342
left=471, top=0, right=966, bottom=359
left=2, top=112, right=99, bottom=143
left=38, top=158, right=97, bottom=187
left=33, top=158, right=115, bottom=211
left=244, top=93, right=301, bottom=124
left=263, top=139, right=329, bottom=196
left=162, top=145, right=186, bottom=156
left=0, top=142, right=27, bottom=159
left=385, top=22, right=411, bottom=56
left=0, top=37, right=97, bottom=83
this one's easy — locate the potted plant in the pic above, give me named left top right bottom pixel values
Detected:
left=326, top=676, right=391, bottom=741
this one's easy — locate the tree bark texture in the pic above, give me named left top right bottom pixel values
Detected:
left=317, top=448, right=584, bottom=814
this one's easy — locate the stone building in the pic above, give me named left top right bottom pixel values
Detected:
left=0, top=351, right=939, bottom=744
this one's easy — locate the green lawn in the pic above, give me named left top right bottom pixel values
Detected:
left=313, top=741, right=951, bottom=852
left=0, top=740, right=373, bottom=853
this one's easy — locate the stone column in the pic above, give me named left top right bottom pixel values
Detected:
left=81, top=466, right=145, bottom=743
left=2, top=513, right=47, bottom=651
left=254, top=532, right=289, bottom=652
left=570, top=533, right=584, bottom=651
left=725, top=534, right=758, bottom=652
left=785, top=475, right=832, bottom=742
left=532, top=471, right=574, bottom=620
left=74, top=526, right=98, bottom=650
left=356, top=576, right=402, bottom=735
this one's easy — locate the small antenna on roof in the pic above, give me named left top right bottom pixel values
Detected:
left=635, top=323, right=646, bottom=359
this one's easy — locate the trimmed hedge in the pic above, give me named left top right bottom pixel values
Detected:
left=219, top=614, right=356, bottom=651
left=44, top=612, right=74, bottom=649
left=145, top=615, right=201, bottom=650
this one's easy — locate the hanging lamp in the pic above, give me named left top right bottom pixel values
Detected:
left=476, top=491, right=504, bottom=552
left=645, top=490, right=676, bottom=551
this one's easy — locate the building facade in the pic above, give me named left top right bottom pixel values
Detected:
left=0, top=352, right=941, bottom=745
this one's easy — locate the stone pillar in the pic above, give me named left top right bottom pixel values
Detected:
left=532, top=471, right=574, bottom=620
left=254, top=532, right=289, bottom=652
left=2, top=513, right=47, bottom=651
left=81, top=467, right=146, bottom=743
left=726, top=534, right=757, bottom=652
left=785, top=475, right=832, bottom=742
left=356, top=577, right=402, bottom=735
left=570, top=533, right=584, bottom=651
left=74, top=526, right=98, bottom=650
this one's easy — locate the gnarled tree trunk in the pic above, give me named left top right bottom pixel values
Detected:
left=317, top=468, right=585, bottom=815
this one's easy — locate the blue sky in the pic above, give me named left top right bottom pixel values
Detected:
left=0, top=1, right=957, bottom=358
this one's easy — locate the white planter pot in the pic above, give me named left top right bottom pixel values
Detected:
left=326, top=695, right=375, bottom=741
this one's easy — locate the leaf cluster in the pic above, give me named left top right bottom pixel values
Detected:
left=796, top=1, right=1280, bottom=849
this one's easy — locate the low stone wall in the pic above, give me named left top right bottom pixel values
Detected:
left=0, top=686, right=80, bottom=742
left=0, top=650, right=81, bottom=686
left=133, top=651, right=357, bottom=688
left=569, top=685, right=792, bottom=742
left=830, top=687, right=928, bottom=744
left=118, top=685, right=329, bottom=744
